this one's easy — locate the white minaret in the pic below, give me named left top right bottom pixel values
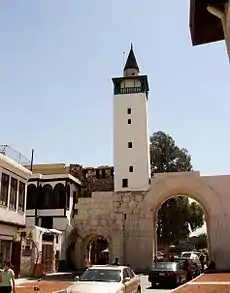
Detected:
left=112, top=44, right=151, bottom=192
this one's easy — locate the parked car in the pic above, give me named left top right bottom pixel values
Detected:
left=148, top=261, right=187, bottom=288
left=156, top=251, right=164, bottom=258
left=71, top=265, right=141, bottom=293
left=180, top=251, right=200, bottom=265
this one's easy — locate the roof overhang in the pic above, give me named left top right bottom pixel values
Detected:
left=189, top=0, right=226, bottom=46
left=29, top=173, right=82, bottom=185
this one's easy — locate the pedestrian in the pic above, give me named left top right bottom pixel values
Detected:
left=162, top=254, right=167, bottom=261
left=0, top=261, right=16, bottom=293
left=0, top=254, right=3, bottom=270
left=183, top=259, right=192, bottom=282
left=170, top=255, right=175, bottom=262
left=199, top=253, right=206, bottom=272
left=112, top=258, right=120, bottom=265
left=154, top=256, right=158, bottom=262
left=205, top=252, right=209, bottom=267
left=83, top=255, right=90, bottom=271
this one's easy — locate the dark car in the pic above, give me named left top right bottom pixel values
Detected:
left=148, top=261, right=187, bottom=288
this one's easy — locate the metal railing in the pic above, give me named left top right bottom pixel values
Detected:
left=0, top=145, right=31, bottom=165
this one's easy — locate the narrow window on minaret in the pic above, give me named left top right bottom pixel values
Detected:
left=122, top=178, right=128, bottom=188
left=128, top=119, right=131, bottom=124
left=127, top=108, right=131, bottom=114
left=128, top=142, right=132, bottom=148
left=129, top=166, right=133, bottom=172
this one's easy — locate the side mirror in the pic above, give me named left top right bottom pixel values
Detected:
left=74, top=276, right=80, bottom=281
left=123, top=277, right=131, bottom=283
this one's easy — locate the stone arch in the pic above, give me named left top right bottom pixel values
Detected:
left=26, top=184, right=37, bottom=209
left=81, top=234, right=111, bottom=265
left=143, top=173, right=223, bottom=261
left=74, top=227, right=112, bottom=269
left=53, top=183, right=65, bottom=208
left=42, top=184, right=53, bottom=208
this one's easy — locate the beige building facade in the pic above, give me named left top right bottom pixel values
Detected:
left=72, top=171, right=230, bottom=271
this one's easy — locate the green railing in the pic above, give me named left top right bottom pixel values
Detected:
left=119, top=87, right=142, bottom=94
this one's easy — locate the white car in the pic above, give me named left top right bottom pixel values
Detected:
left=68, top=265, right=141, bottom=293
left=180, top=251, right=200, bottom=265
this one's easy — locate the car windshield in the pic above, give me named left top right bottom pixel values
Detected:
left=152, top=262, right=177, bottom=271
left=79, top=269, right=121, bottom=282
left=182, top=253, right=191, bottom=258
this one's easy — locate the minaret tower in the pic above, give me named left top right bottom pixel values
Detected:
left=112, top=44, right=150, bottom=191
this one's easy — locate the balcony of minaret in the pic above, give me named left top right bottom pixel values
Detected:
left=112, top=76, right=149, bottom=96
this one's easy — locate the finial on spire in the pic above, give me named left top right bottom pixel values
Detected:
left=123, top=43, right=139, bottom=72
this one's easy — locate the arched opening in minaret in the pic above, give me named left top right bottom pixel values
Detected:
left=154, top=195, right=209, bottom=262
left=87, top=236, right=109, bottom=266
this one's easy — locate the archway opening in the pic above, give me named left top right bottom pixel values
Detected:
left=154, top=195, right=209, bottom=263
left=87, top=236, right=109, bottom=266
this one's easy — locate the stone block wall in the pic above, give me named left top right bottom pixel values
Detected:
left=73, top=189, right=153, bottom=271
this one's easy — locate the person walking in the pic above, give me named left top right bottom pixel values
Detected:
left=112, top=258, right=120, bottom=265
left=170, top=255, right=175, bottom=262
left=0, top=254, right=3, bottom=270
left=83, top=255, right=90, bottom=271
left=153, top=256, right=159, bottom=262
left=0, top=261, right=16, bottom=293
left=183, top=259, right=192, bottom=282
left=199, top=253, right=206, bottom=273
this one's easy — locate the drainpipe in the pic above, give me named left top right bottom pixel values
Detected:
left=207, top=3, right=230, bottom=62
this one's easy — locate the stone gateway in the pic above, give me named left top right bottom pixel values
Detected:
left=73, top=171, right=230, bottom=271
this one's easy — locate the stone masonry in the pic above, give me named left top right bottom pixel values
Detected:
left=71, top=171, right=230, bottom=272
left=72, top=189, right=153, bottom=271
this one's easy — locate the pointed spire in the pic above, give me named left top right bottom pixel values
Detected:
left=124, top=43, right=139, bottom=72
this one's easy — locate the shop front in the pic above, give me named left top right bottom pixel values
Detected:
left=0, top=222, right=20, bottom=273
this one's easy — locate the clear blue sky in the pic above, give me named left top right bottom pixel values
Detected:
left=1, top=0, right=229, bottom=175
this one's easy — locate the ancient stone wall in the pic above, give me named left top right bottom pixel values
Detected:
left=70, top=164, right=114, bottom=198
left=72, top=171, right=230, bottom=271
left=73, top=189, right=153, bottom=271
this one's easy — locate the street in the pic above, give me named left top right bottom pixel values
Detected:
left=141, top=275, right=173, bottom=293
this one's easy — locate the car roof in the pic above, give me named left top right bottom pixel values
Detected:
left=154, top=261, right=178, bottom=265
left=88, top=265, right=126, bottom=270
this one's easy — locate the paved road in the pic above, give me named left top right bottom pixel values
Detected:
left=141, top=275, right=172, bottom=293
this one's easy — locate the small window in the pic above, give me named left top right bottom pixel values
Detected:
left=128, top=119, right=131, bottom=124
left=127, top=268, right=135, bottom=279
left=129, top=166, right=133, bottom=172
left=96, top=169, right=100, bottom=179
left=122, top=178, right=128, bottom=188
left=101, top=169, right=106, bottom=178
left=9, top=177, right=18, bottom=210
left=128, top=142, right=132, bottom=148
left=123, top=269, right=129, bottom=279
left=0, top=173, right=10, bottom=207
left=127, top=108, right=131, bottom=114
left=41, top=217, right=53, bottom=229
left=18, top=181, right=25, bottom=212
